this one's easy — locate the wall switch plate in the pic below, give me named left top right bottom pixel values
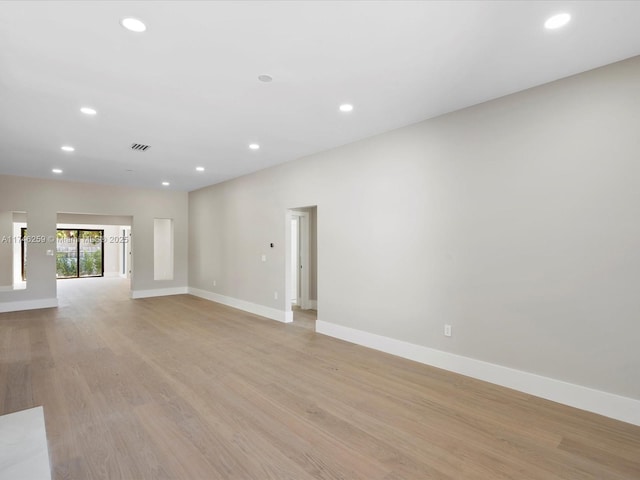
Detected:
left=213, top=280, right=216, bottom=287
left=274, top=291, right=278, bottom=300
left=261, top=254, right=267, bottom=262
left=444, top=324, right=452, bottom=337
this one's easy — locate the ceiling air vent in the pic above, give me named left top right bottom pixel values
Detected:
left=130, top=143, right=151, bottom=152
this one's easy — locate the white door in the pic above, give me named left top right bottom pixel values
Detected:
left=290, top=211, right=309, bottom=310
left=291, top=216, right=299, bottom=304
left=121, top=227, right=132, bottom=279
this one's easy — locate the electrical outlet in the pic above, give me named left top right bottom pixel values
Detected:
left=274, top=291, right=278, bottom=300
left=444, top=324, right=452, bottom=337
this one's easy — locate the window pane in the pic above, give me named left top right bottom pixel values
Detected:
left=56, top=230, right=77, bottom=278
left=79, top=230, right=103, bottom=277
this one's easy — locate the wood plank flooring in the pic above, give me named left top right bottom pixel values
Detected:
left=1, top=277, right=639, bottom=479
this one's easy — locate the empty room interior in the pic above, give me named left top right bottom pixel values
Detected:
left=1, top=1, right=640, bottom=479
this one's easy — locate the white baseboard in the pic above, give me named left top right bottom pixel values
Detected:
left=0, top=284, right=26, bottom=292
left=0, top=298, right=58, bottom=313
left=285, top=310, right=294, bottom=323
left=131, top=287, right=188, bottom=299
left=189, top=287, right=292, bottom=323
left=316, top=320, right=640, bottom=427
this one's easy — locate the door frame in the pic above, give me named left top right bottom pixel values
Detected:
left=55, top=228, right=105, bottom=279
left=288, top=209, right=310, bottom=310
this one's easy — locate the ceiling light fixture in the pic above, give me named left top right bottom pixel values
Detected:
left=80, top=107, right=97, bottom=115
left=258, top=74, right=273, bottom=83
left=61, top=145, right=75, bottom=152
left=121, top=17, right=147, bottom=33
left=52, top=168, right=63, bottom=174
left=162, top=181, right=170, bottom=186
left=196, top=166, right=205, bottom=172
left=545, top=13, right=571, bottom=30
left=249, top=143, right=260, bottom=150
left=339, top=104, right=354, bottom=112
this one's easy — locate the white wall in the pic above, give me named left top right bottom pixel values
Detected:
left=102, top=225, right=122, bottom=276
left=0, top=176, right=188, bottom=310
left=189, top=56, right=640, bottom=410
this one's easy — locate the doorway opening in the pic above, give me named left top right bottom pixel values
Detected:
left=55, top=213, right=133, bottom=304
left=287, top=206, right=317, bottom=329
left=0, top=211, right=26, bottom=291
left=20, top=228, right=107, bottom=279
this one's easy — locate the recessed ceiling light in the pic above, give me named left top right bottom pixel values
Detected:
left=339, top=104, right=354, bottom=112
left=52, top=168, right=63, bottom=174
left=121, top=17, right=146, bottom=33
left=196, top=166, right=205, bottom=172
left=80, top=107, right=97, bottom=115
left=258, top=74, right=273, bottom=83
left=61, top=145, right=75, bottom=152
left=162, top=181, right=170, bottom=186
left=545, top=13, right=571, bottom=30
left=249, top=143, right=260, bottom=150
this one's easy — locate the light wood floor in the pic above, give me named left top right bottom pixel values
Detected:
left=292, top=305, right=317, bottom=331
left=1, top=278, right=639, bottom=479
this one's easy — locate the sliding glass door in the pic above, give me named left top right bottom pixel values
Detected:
left=56, top=229, right=103, bottom=278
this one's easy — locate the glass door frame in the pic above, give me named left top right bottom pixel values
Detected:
left=56, top=229, right=105, bottom=279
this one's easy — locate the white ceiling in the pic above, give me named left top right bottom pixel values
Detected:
left=1, top=1, right=639, bottom=191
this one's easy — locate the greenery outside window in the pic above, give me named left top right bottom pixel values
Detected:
left=56, top=229, right=104, bottom=278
